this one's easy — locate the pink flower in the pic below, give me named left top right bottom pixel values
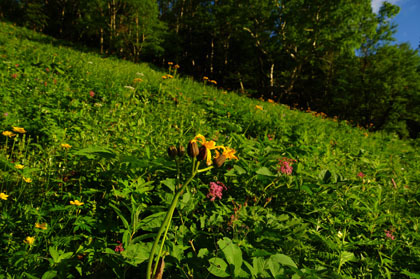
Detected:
left=357, top=172, right=365, bottom=178
left=114, top=241, right=124, bottom=252
left=11, top=73, right=18, bottom=79
left=207, top=181, right=227, bottom=201
left=89, top=91, right=95, bottom=98
left=385, top=229, right=396, bottom=240
left=278, top=157, right=296, bottom=175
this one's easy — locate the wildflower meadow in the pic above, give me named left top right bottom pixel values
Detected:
left=0, top=22, right=420, bottom=278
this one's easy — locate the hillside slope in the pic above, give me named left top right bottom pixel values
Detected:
left=1, top=22, right=419, bottom=278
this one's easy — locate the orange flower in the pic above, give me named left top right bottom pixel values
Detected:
left=61, top=143, right=72, bottom=149
left=35, top=222, right=48, bottom=230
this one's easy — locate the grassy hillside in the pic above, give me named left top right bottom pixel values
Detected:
left=1, top=21, right=419, bottom=278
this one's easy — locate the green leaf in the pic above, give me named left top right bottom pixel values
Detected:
left=121, top=242, right=151, bottom=266
left=267, top=253, right=297, bottom=277
left=256, top=167, right=275, bottom=177
left=41, top=271, right=58, bottom=279
left=74, top=146, right=116, bottom=159
left=109, top=203, right=130, bottom=230
left=401, top=270, right=420, bottom=279
left=208, top=257, right=230, bottom=278
left=138, top=211, right=166, bottom=231
left=198, top=248, right=209, bottom=258
left=234, top=165, right=247, bottom=175
left=161, top=178, right=176, bottom=192
left=49, top=247, right=59, bottom=263
left=217, top=237, right=243, bottom=277
left=339, top=251, right=355, bottom=267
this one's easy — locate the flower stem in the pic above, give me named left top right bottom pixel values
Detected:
left=146, top=172, right=196, bottom=279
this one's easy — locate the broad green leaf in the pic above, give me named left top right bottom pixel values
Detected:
left=256, top=167, right=275, bottom=177
left=121, top=242, right=151, bottom=266
left=217, top=237, right=243, bottom=277
left=49, top=247, right=59, bottom=263
left=198, top=248, right=209, bottom=258
left=42, top=270, right=57, bottom=279
left=138, top=212, right=166, bottom=231
left=161, top=178, right=176, bottom=192
left=208, top=257, right=230, bottom=278
left=268, top=254, right=297, bottom=271
left=234, top=165, right=247, bottom=175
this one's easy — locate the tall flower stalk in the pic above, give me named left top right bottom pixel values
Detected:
left=146, top=135, right=238, bottom=279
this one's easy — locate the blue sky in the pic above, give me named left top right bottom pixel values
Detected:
left=372, top=0, right=420, bottom=49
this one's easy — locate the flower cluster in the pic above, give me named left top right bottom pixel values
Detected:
left=188, top=134, right=238, bottom=167
left=277, top=157, right=296, bottom=175
left=115, top=241, right=124, bottom=252
left=207, top=181, right=227, bottom=201
left=385, top=228, right=396, bottom=240
left=162, top=74, right=174, bottom=79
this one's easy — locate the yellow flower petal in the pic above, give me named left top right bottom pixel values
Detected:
left=70, top=200, right=84, bottom=206
left=12, top=126, right=26, bottom=133
left=0, top=192, right=9, bottom=200
left=255, top=105, right=263, bottom=110
left=2, top=131, right=16, bottom=138
left=23, top=177, right=32, bottom=183
left=15, top=164, right=24, bottom=170
left=61, top=143, right=72, bottom=149
left=35, top=222, right=48, bottom=230
left=24, top=236, right=35, bottom=245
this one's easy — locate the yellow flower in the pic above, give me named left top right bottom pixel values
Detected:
left=168, top=61, right=173, bottom=65
left=35, top=222, right=48, bottom=230
left=70, top=200, right=84, bottom=206
left=267, top=99, right=275, bottom=103
left=167, top=74, right=174, bottom=79
left=203, top=76, right=209, bottom=80
left=191, top=134, right=217, bottom=166
left=174, top=64, right=180, bottom=69
left=210, top=80, right=217, bottom=85
left=2, top=131, right=16, bottom=138
left=12, top=126, right=26, bottom=133
left=133, top=78, right=143, bottom=83
left=223, top=147, right=239, bottom=160
left=215, top=146, right=239, bottom=161
left=0, top=192, right=9, bottom=200
left=15, top=164, right=24, bottom=170
left=162, top=75, right=167, bottom=79
left=24, top=236, right=35, bottom=245
left=255, top=105, right=263, bottom=110
left=61, top=143, right=72, bottom=149
left=23, top=177, right=32, bottom=183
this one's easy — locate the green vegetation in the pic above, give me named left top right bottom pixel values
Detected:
left=2, top=0, right=420, bottom=138
left=1, top=22, right=420, bottom=278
